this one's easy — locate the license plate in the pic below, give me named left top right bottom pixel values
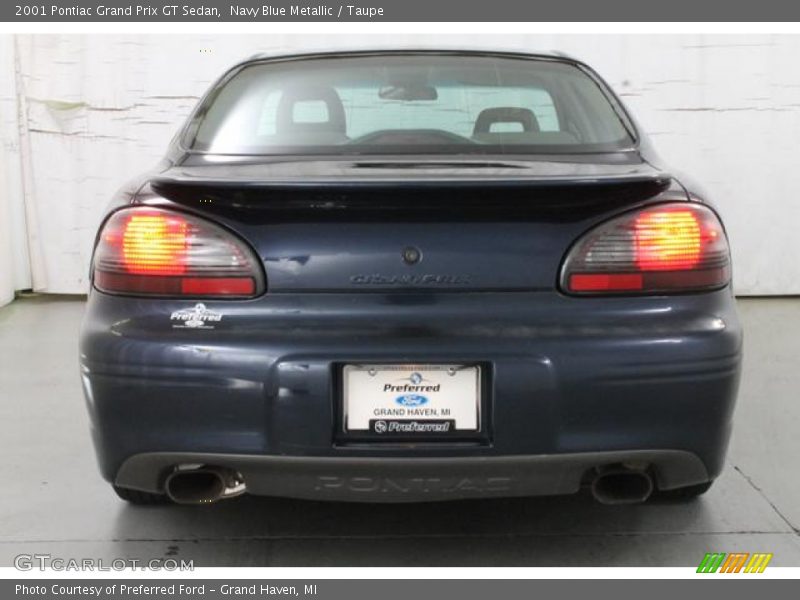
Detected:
left=342, top=364, right=481, bottom=435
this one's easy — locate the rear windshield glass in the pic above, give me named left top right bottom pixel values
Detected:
left=187, top=54, right=635, bottom=156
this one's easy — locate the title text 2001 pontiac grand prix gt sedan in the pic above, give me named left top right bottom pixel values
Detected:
left=79, top=50, right=741, bottom=505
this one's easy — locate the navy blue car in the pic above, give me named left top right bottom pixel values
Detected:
left=80, top=50, right=742, bottom=506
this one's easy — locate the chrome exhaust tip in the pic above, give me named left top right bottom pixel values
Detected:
left=591, top=468, right=654, bottom=505
left=164, top=466, right=245, bottom=505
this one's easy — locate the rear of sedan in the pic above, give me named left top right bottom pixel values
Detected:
left=79, top=50, right=742, bottom=506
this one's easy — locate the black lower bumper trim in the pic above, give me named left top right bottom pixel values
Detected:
left=115, top=449, right=709, bottom=503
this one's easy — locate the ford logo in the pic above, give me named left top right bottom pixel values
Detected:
left=395, top=394, right=428, bottom=407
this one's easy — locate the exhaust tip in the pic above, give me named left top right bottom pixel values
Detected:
left=591, top=470, right=654, bottom=505
left=165, top=467, right=240, bottom=505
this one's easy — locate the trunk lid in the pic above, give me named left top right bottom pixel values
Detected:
left=147, top=156, right=682, bottom=292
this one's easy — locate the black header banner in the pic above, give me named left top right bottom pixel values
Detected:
left=4, top=0, right=800, bottom=22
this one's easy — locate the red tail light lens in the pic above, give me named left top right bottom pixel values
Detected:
left=561, top=203, right=731, bottom=295
left=93, top=207, right=264, bottom=297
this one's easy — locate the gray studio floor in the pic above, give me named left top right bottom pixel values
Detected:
left=0, top=296, right=799, bottom=567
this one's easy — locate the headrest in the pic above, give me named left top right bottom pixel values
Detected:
left=276, top=85, right=347, bottom=135
left=473, top=107, right=540, bottom=135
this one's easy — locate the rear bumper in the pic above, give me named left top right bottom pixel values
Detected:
left=80, top=288, right=742, bottom=501
left=116, top=449, right=708, bottom=502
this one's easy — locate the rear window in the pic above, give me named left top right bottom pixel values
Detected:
left=187, top=53, right=635, bottom=156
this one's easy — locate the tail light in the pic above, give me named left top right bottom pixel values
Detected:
left=92, top=207, right=264, bottom=297
left=561, top=203, right=731, bottom=295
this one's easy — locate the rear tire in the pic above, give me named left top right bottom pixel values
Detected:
left=655, top=481, right=713, bottom=501
left=113, top=485, right=169, bottom=505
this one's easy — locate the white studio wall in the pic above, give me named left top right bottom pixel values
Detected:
left=1, top=33, right=798, bottom=303
left=0, top=35, right=32, bottom=306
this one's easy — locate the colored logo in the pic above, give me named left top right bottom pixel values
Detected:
left=409, top=372, right=423, bottom=385
left=697, top=552, right=773, bottom=573
left=395, top=394, right=429, bottom=407
left=170, top=303, right=223, bottom=329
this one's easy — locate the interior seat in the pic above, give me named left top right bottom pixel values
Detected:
left=273, top=85, right=348, bottom=144
left=473, top=107, right=540, bottom=135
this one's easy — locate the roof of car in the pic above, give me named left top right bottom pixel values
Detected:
left=241, top=47, right=580, bottom=65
